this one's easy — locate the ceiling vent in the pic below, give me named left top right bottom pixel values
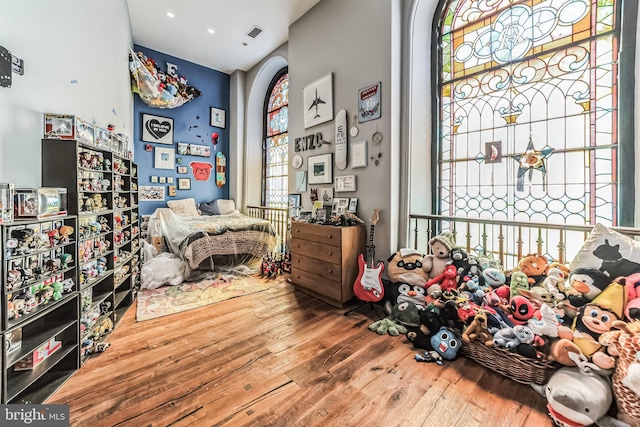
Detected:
left=247, top=26, right=263, bottom=39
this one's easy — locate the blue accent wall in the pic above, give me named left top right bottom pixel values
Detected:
left=133, top=45, right=230, bottom=215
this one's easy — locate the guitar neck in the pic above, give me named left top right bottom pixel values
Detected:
left=366, top=224, right=376, bottom=268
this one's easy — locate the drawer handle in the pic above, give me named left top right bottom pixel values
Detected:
left=328, top=234, right=333, bottom=238
left=297, top=244, right=300, bottom=248
left=328, top=251, right=333, bottom=256
left=329, top=269, right=333, bottom=274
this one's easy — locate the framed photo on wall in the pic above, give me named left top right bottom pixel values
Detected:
left=154, top=147, right=175, bottom=170
left=307, top=153, right=333, bottom=185
left=178, top=178, right=191, bottom=190
left=358, top=82, right=381, bottom=123
left=142, top=114, right=174, bottom=145
left=303, top=73, right=333, bottom=129
left=335, top=175, right=356, bottom=192
left=139, top=186, right=165, bottom=201
left=211, top=107, right=226, bottom=128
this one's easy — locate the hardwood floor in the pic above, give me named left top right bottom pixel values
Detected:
left=48, top=275, right=553, bottom=427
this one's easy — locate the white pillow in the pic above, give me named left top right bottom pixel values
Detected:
left=167, top=198, right=200, bottom=217
left=216, top=199, right=237, bottom=215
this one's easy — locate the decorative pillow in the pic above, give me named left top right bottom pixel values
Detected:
left=569, top=223, right=640, bottom=279
left=167, top=198, right=200, bottom=217
left=216, top=199, right=236, bottom=215
left=199, top=200, right=219, bottom=216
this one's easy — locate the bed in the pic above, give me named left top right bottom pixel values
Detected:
left=147, top=198, right=278, bottom=278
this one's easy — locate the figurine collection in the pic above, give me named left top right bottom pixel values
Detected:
left=373, top=227, right=640, bottom=426
left=260, top=252, right=291, bottom=278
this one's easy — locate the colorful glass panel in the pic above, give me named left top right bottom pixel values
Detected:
left=265, top=73, right=289, bottom=208
left=438, top=0, right=619, bottom=226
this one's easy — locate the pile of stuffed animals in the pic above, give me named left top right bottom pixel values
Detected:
left=369, top=230, right=640, bottom=427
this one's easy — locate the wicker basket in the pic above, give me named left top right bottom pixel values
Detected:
left=460, top=339, right=561, bottom=385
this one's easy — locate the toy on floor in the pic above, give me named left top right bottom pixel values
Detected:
left=415, top=351, right=443, bottom=365
left=368, top=317, right=407, bottom=336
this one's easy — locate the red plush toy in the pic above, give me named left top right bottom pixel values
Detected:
left=427, top=264, right=458, bottom=292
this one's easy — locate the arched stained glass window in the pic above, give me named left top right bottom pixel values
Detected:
left=436, top=0, right=628, bottom=227
left=264, top=70, right=289, bottom=208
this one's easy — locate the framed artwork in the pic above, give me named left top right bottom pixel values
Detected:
left=316, top=208, right=329, bottom=221
left=159, top=176, right=167, bottom=184
left=211, top=107, right=226, bottom=128
left=295, top=171, right=307, bottom=192
left=288, top=194, right=301, bottom=208
left=177, top=166, right=188, bottom=174
left=168, top=186, right=177, bottom=197
left=298, top=210, right=313, bottom=222
left=335, top=175, right=356, bottom=192
left=167, top=177, right=174, bottom=184
left=358, top=82, right=381, bottom=123
left=351, top=140, right=368, bottom=168
left=319, top=187, right=333, bottom=206
left=154, top=147, right=175, bottom=170
left=178, top=178, right=191, bottom=190
left=303, top=72, right=333, bottom=129
left=331, top=198, right=349, bottom=215
left=142, top=113, right=174, bottom=145
left=150, top=176, right=158, bottom=183
left=177, top=143, right=211, bottom=157
left=348, top=198, right=358, bottom=213
left=139, top=186, right=165, bottom=201
left=307, top=153, right=333, bottom=185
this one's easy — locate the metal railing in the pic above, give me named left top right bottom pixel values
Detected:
left=246, top=205, right=289, bottom=253
left=409, top=214, right=640, bottom=270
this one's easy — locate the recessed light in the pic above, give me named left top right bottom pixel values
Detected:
left=208, top=28, right=215, bottom=34
left=166, top=11, right=175, bottom=18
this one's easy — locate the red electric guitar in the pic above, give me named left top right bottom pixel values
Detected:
left=353, top=209, right=384, bottom=302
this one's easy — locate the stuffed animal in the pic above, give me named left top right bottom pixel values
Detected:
left=543, top=267, right=566, bottom=301
left=430, top=327, right=462, bottom=360
left=625, top=273, right=640, bottom=321
left=532, top=366, right=616, bottom=427
left=390, top=302, right=421, bottom=328
left=599, top=320, right=640, bottom=426
left=386, top=248, right=429, bottom=286
left=527, top=303, right=560, bottom=338
left=368, top=317, right=408, bottom=336
left=422, top=231, right=455, bottom=280
left=547, top=338, right=582, bottom=366
left=508, top=295, right=535, bottom=325
left=383, top=281, right=427, bottom=314
left=517, top=253, right=549, bottom=286
left=490, top=324, right=536, bottom=349
left=426, top=264, right=458, bottom=292
left=461, top=310, right=492, bottom=344
left=457, top=254, right=482, bottom=287
left=449, top=247, right=469, bottom=274
left=509, top=271, right=530, bottom=298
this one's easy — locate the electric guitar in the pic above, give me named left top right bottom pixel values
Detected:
left=354, top=209, right=384, bottom=302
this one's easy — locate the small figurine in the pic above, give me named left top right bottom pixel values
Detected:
left=38, top=286, right=54, bottom=305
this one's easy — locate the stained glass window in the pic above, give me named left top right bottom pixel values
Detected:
left=437, top=0, right=622, bottom=227
left=264, top=71, right=289, bottom=208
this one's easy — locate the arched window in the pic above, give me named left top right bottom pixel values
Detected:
left=435, top=0, right=635, bottom=226
left=263, top=69, right=289, bottom=208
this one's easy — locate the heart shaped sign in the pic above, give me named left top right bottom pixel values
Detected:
left=145, top=119, right=172, bottom=140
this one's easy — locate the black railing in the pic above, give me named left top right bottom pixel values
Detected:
left=408, top=214, right=640, bottom=269
left=246, top=205, right=289, bottom=253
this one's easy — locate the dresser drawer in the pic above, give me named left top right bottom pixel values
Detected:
left=292, top=252, right=342, bottom=283
left=291, top=222, right=341, bottom=247
left=290, top=268, right=342, bottom=302
left=291, top=239, right=341, bottom=264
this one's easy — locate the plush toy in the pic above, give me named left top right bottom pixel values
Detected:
left=599, top=320, right=640, bottom=426
left=547, top=338, right=582, bottom=366
left=368, top=317, right=408, bottom=336
left=625, top=273, right=640, bottom=321
left=527, top=303, right=560, bottom=338
left=490, top=324, right=536, bottom=349
left=415, top=351, right=443, bottom=365
left=461, top=310, right=492, bottom=344
left=426, top=264, right=458, bottom=292
left=533, top=365, right=617, bottom=427
left=476, top=250, right=501, bottom=270
left=508, top=295, right=535, bottom=325
left=422, top=231, right=456, bottom=280
left=391, top=302, right=421, bottom=328
left=509, top=271, right=530, bottom=299
left=517, top=253, right=549, bottom=286
left=430, top=327, right=462, bottom=360
left=543, top=267, right=567, bottom=301
left=477, top=267, right=506, bottom=289
left=449, top=247, right=469, bottom=274
left=383, top=281, right=427, bottom=314
left=386, top=248, right=429, bottom=286
left=457, top=254, right=482, bottom=287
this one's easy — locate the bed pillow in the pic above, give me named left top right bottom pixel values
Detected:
left=199, top=200, right=219, bottom=216
left=216, top=199, right=237, bottom=215
left=167, top=198, right=200, bottom=217
left=569, top=223, right=640, bottom=279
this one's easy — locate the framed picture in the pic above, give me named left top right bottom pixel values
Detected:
left=303, top=72, right=333, bottom=129
left=298, top=210, right=313, bottom=222
left=139, top=186, right=165, bottom=201
left=168, top=186, right=177, bottom=197
left=288, top=194, right=301, bottom=208
left=316, top=208, right=329, bottom=222
left=177, top=166, right=188, bottom=174
left=159, top=176, right=167, bottom=184
left=307, top=153, right=333, bottom=185
left=177, top=142, right=211, bottom=157
left=335, top=175, right=356, bottom=192
left=348, top=198, right=358, bottom=213
left=142, top=114, right=174, bottom=145
left=295, top=171, right=307, bottom=192
left=150, top=176, right=158, bottom=183
left=154, top=147, right=175, bottom=170
left=358, top=82, right=381, bottom=123
left=332, top=198, right=349, bottom=215
left=178, top=178, right=191, bottom=190
left=351, top=140, right=368, bottom=168
left=167, top=177, right=174, bottom=184
left=319, top=187, right=333, bottom=206
left=211, top=107, right=226, bottom=128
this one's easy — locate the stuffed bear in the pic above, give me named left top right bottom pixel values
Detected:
left=422, top=231, right=455, bottom=280
left=517, top=253, right=549, bottom=286
left=386, top=248, right=429, bottom=286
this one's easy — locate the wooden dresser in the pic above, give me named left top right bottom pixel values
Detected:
left=290, top=221, right=366, bottom=308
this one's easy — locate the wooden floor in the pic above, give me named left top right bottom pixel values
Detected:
left=48, top=275, right=553, bottom=427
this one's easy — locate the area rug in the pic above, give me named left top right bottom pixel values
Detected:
left=136, top=274, right=269, bottom=321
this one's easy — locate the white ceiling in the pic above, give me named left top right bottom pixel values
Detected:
left=126, top=0, right=321, bottom=74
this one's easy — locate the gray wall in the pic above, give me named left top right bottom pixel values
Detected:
left=288, top=0, right=399, bottom=258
